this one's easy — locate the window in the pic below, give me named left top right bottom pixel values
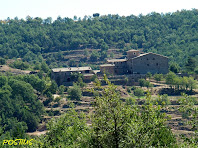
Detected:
left=156, top=63, right=158, bottom=66
left=153, top=58, right=155, bottom=60
left=147, top=58, right=149, bottom=60
left=85, top=70, right=89, bottom=73
left=147, top=64, right=149, bottom=66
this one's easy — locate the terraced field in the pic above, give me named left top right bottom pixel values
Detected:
left=28, top=80, right=198, bottom=140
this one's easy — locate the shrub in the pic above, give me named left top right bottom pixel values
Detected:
left=54, top=96, right=62, bottom=102
left=127, top=87, right=131, bottom=93
left=146, top=72, right=152, bottom=79
left=126, top=97, right=136, bottom=105
left=139, top=79, right=152, bottom=88
left=154, top=94, right=170, bottom=106
left=139, top=79, right=146, bottom=87
left=58, top=85, right=65, bottom=95
left=133, top=88, right=145, bottom=98
left=68, top=83, right=82, bottom=100
left=154, top=74, right=163, bottom=82
left=9, top=60, right=29, bottom=70
left=0, top=58, right=6, bottom=65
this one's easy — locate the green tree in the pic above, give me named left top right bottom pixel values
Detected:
left=43, top=109, right=91, bottom=147
left=185, top=56, right=196, bottom=72
left=182, top=76, right=189, bottom=90
left=41, top=62, right=49, bottom=73
left=58, top=85, right=65, bottom=95
left=91, top=75, right=176, bottom=147
left=169, top=62, right=180, bottom=73
left=133, top=87, right=145, bottom=98
left=0, top=76, right=8, bottom=87
left=146, top=72, right=152, bottom=80
left=49, top=80, right=58, bottom=94
left=10, top=60, right=29, bottom=70
left=77, top=77, right=86, bottom=88
left=178, top=94, right=198, bottom=146
left=166, top=72, right=176, bottom=89
left=68, top=83, right=82, bottom=100
left=154, top=74, right=163, bottom=82
left=0, top=58, right=6, bottom=65
left=188, top=77, right=197, bottom=91
left=92, top=75, right=134, bottom=147
left=100, top=42, right=108, bottom=51
left=90, top=50, right=99, bottom=62
left=139, top=79, right=146, bottom=87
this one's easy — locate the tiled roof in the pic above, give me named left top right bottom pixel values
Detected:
left=127, top=49, right=139, bottom=52
left=132, top=52, right=168, bottom=59
left=52, top=67, right=92, bottom=72
left=100, top=64, right=115, bottom=67
left=107, top=59, right=127, bottom=62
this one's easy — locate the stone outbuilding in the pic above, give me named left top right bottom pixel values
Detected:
left=51, top=67, right=94, bottom=85
left=100, top=64, right=115, bottom=75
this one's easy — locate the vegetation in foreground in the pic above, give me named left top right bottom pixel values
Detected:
left=36, top=76, right=197, bottom=147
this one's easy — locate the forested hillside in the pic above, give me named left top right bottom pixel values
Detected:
left=0, top=9, right=198, bottom=66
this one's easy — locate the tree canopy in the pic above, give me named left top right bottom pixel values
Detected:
left=0, top=10, right=198, bottom=67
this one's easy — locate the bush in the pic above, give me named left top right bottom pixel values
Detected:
left=58, top=85, right=65, bottom=95
left=154, top=74, right=163, bottom=82
left=133, top=88, right=145, bottom=98
left=146, top=72, right=152, bottom=79
left=9, top=60, right=29, bottom=70
left=127, top=87, right=131, bottom=93
left=153, top=94, right=170, bottom=105
left=169, top=63, right=180, bottom=73
left=139, top=79, right=146, bottom=87
left=126, top=97, right=136, bottom=105
left=139, top=79, right=152, bottom=88
left=0, top=58, right=6, bottom=65
left=54, top=96, right=62, bottom=102
left=68, top=83, right=82, bottom=100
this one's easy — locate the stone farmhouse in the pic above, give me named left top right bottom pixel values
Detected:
left=51, top=50, right=168, bottom=85
left=100, top=50, right=168, bottom=75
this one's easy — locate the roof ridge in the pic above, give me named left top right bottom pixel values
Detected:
left=128, top=52, right=168, bottom=60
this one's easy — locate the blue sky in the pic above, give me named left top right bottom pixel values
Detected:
left=1, top=0, right=197, bottom=20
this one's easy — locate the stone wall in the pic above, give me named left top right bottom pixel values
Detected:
left=128, top=53, right=168, bottom=74
left=114, top=61, right=128, bottom=75
left=100, top=65, right=115, bottom=75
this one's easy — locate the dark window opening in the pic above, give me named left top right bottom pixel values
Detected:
left=67, top=78, right=71, bottom=82
left=153, top=58, right=155, bottom=60
left=85, top=70, right=89, bottom=73
left=147, top=64, right=149, bottom=66
left=156, top=63, right=158, bottom=66
left=147, top=58, right=149, bottom=60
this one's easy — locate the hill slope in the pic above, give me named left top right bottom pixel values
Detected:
left=0, top=9, right=198, bottom=67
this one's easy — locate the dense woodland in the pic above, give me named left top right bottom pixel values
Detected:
left=0, top=9, right=198, bottom=68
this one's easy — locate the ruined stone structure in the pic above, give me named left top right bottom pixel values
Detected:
left=51, top=67, right=94, bottom=85
left=101, top=50, right=168, bottom=75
